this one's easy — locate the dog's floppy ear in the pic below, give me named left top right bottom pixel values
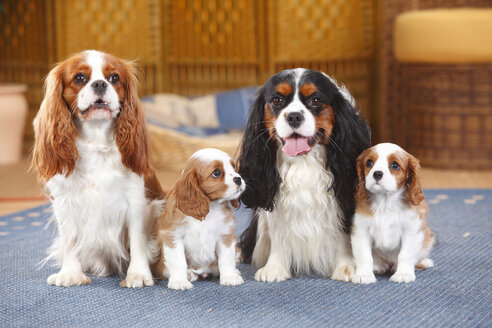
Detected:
left=32, top=62, right=79, bottom=182
left=115, top=60, right=151, bottom=177
left=175, top=168, right=210, bottom=221
left=326, top=92, right=371, bottom=230
left=354, top=151, right=368, bottom=202
left=406, top=154, right=424, bottom=206
left=237, top=89, right=280, bottom=212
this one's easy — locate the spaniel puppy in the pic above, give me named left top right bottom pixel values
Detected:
left=33, top=50, right=165, bottom=287
left=351, top=143, right=434, bottom=284
left=238, top=69, right=371, bottom=282
left=152, top=148, right=245, bottom=290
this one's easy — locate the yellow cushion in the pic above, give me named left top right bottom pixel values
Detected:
left=394, top=9, right=492, bottom=63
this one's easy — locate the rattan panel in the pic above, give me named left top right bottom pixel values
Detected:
left=54, top=0, right=160, bottom=95
left=0, top=0, right=53, bottom=146
left=404, top=65, right=492, bottom=169
left=161, top=0, right=263, bottom=96
left=267, top=0, right=376, bottom=119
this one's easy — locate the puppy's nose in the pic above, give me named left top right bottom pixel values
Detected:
left=91, top=80, right=108, bottom=96
left=233, top=177, right=242, bottom=186
left=373, top=171, right=383, bottom=181
left=286, top=112, right=304, bottom=128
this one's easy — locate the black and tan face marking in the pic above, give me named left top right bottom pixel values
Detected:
left=261, top=69, right=337, bottom=148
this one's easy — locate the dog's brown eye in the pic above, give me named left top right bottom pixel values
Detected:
left=212, top=169, right=222, bottom=178
left=74, top=73, right=87, bottom=85
left=390, top=161, right=400, bottom=170
left=108, top=74, right=120, bottom=84
left=366, top=159, right=373, bottom=167
left=308, top=97, right=321, bottom=107
left=272, top=97, right=285, bottom=107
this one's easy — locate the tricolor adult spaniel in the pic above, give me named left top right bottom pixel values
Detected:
left=238, top=68, right=371, bottom=282
left=351, top=143, right=434, bottom=284
left=152, top=148, right=245, bottom=289
left=33, top=50, right=164, bottom=287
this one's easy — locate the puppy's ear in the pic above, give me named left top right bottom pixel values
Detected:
left=406, top=154, right=424, bottom=206
left=115, top=60, right=151, bottom=177
left=32, top=62, right=79, bottom=182
left=354, top=152, right=368, bottom=202
left=175, top=168, right=210, bottom=221
left=230, top=199, right=239, bottom=209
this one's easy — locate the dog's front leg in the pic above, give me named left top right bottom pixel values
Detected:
left=254, top=222, right=291, bottom=282
left=164, top=240, right=193, bottom=290
left=47, top=241, right=91, bottom=287
left=120, top=206, right=154, bottom=288
left=217, top=240, right=244, bottom=286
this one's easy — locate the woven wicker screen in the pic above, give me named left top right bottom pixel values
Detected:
left=267, top=0, right=376, bottom=119
left=0, top=0, right=54, bottom=144
left=53, top=0, right=160, bottom=95
left=160, top=0, right=264, bottom=96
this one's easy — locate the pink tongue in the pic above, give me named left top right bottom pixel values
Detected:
left=282, top=137, right=311, bottom=157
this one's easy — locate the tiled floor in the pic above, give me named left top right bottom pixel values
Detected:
left=1, top=158, right=491, bottom=216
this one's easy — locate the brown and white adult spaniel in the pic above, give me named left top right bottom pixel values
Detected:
left=32, top=50, right=164, bottom=287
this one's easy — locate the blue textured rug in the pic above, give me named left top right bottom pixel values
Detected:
left=1, top=190, right=491, bottom=327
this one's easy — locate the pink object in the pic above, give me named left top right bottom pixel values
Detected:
left=0, top=84, right=28, bottom=165
left=282, top=136, right=311, bottom=157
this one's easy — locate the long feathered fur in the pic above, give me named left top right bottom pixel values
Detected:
left=238, top=70, right=370, bottom=264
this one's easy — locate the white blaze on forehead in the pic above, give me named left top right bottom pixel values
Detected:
left=374, top=143, right=405, bottom=156
left=191, top=148, right=233, bottom=164
left=84, top=50, right=106, bottom=81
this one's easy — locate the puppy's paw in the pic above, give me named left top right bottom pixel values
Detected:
left=168, top=279, right=193, bottom=290
left=47, top=271, right=92, bottom=287
left=220, top=273, right=244, bottom=286
left=255, top=266, right=291, bottom=282
left=416, top=258, right=434, bottom=270
left=390, top=271, right=416, bottom=283
left=120, top=272, right=154, bottom=288
left=352, top=272, right=377, bottom=284
left=331, top=264, right=355, bottom=282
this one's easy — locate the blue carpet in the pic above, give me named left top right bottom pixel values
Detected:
left=0, top=190, right=491, bottom=327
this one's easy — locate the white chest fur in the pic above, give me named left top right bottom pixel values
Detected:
left=45, top=120, right=147, bottom=275
left=256, top=145, right=344, bottom=276
left=176, top=201, right=234, bottom=268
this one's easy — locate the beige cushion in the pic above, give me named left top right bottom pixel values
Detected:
left=394, top=9, right=492, bottom=63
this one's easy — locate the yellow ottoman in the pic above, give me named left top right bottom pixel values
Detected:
left=394, top=9, right=492, bottom=63
left=392, top=9, right=492, bottom=170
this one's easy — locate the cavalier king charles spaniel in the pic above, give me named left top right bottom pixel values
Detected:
left=237, top=68, right=371, bottom=282
left=151, top=148, right=245, bottom=289
left=351, top=143, right=434, bottom=284
left=32, top=50, right=165, bottom=287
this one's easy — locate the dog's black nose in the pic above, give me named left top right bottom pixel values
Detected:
left=91, top=80, right=108, bottom=96
left=233, top=177, right=242, bottom=186
left=373, top=171, right=383, bottom=181
left=286, top=112, right=304, bottom=128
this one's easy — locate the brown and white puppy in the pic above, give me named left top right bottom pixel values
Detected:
left=32, top=50, right=165, bottom=288
left=152, top=148, right=246, bottom=290
left=351, top=143, right=434, bottom=284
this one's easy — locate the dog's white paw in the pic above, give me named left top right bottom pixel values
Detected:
left=168, top=279, right=193, bottom=290
left=352, top=272, right=377, bottom=284
left=390, top=271, right=416, bottom=283
left=120, top=272, right=154, bottom=288
left=331, top=264, right=355, bottom=282
left=47, top=271, right=92, bottom=287
left=220, top=273, right=244, bottom=286
left=255, top=266, right=291, bottom=282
